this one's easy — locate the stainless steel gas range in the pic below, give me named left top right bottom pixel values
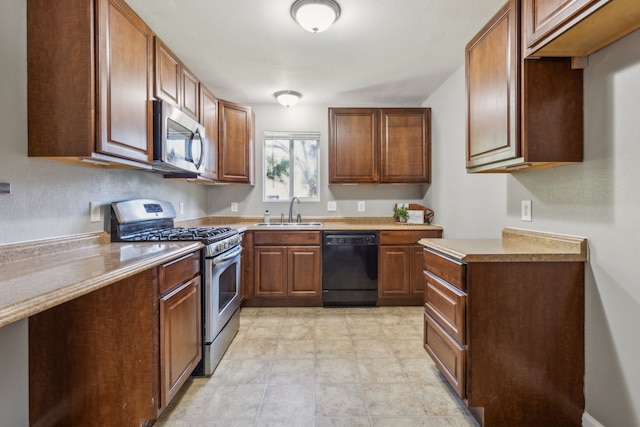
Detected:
left=110, top=199, right=242, bottom=376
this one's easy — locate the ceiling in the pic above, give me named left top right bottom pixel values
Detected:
left=125, top=0, right=505, bottom=107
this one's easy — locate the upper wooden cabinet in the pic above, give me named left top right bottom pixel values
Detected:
left=328, top=108, right=431, bottom=184
left=154, top=38, right=200, bottom=120
left=199, top=86, right=219, bottom=181
left=28, top=0, right=154, bottom=168
left=381, top=109, right=431, bottom=183
left=523, top=0, right=640, bottom=57
left=465, top=0, right=583, bottom=173
left=218, top=99, right=255, bottom=184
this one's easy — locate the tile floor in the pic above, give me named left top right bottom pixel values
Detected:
left=155, top=306, right=479, bottom=427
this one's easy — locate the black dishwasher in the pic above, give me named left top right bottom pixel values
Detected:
left=322, top=231, right=378, bottom=306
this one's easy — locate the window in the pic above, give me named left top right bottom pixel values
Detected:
left=263, top=132, right=319, bottom=201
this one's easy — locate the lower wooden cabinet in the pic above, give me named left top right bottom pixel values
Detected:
left=158, top=253, right=202, bottom=411
left=29, top=250, right=202, bottom=425
left=378, top=230, right=442, bottom=305
left=248, top=231, right=322, bottom=306
left=422, top=246, right=585, bottom=426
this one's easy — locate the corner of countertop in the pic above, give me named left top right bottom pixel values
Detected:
left=502, top=227, right=588, bottom=260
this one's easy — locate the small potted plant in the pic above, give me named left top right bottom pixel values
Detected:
left=393, top=205, right=409, bottom=223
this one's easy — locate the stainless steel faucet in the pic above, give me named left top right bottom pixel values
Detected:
left=288, top=197, right=301, bottom=223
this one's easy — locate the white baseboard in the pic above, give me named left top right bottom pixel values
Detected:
left=583, top=412, right=605, bottom=427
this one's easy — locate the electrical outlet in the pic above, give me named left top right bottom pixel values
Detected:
left=327, top=201, right=337, bottom=212
left=231, top=202, right=238, bottom=212
left=521, top=200, right=532, bottom=221
left=357, top=201, right=365, bottom=212
left=179, top=202, right=185, bottom=215
left=89, top=202, right=101, bottom=223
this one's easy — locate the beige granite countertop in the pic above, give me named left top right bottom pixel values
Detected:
left=0, top=217, right=442, bottom=329
left=0, top=232, right=202, bottom=328
left=419, top=227, right=587, bottom=262
left=180, top=216, right=444, bottom=232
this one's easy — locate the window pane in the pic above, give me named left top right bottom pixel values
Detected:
left=263, top=132, right=320, bottom=202
left=264, top=138, right=290, bottom=200
left=292, top=139, right=318, bottom=198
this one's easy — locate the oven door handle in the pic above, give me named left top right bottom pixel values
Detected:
left=212, top=245, right=243, bottom=265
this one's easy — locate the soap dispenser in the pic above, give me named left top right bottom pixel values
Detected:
left=263, top=210, right=270, bottom=223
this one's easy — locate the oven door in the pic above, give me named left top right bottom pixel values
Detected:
left=204, top=245, right=242, bottom=344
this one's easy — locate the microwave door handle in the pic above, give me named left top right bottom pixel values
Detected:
left=193, top=130, right=204, bottom=169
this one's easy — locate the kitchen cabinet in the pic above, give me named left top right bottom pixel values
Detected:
left=378, top=230, right=442, bottom=306
left=523, top=0, right=640, bottom=58
left=199, top=85, right=219, bottom=180
left=465, top=0, right=583, bottom=173
left=158, top=252, right=202, bottom=412
left=29, top=250, right=202, bottom=425
left=27, top=0, right=154, bottom=168
left=250, top=231, right=321, bottom=306
left=218, top=99, right=255, bottom=184
left=328, top=108, right=431, bottom=184
left=154, top=37, right=200, bottom=120
left=422, top=242, right=585, bottom=426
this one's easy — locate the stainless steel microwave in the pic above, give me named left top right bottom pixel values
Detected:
left=152, top=100, right=205, bottom=174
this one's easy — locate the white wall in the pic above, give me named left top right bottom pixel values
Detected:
left=207, top=103, right=429, bottom=219
left=424, top=30, right=640, bottom=427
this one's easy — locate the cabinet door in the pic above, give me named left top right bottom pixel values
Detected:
left=287, top=246, right=321, bottom=297
left=329, top=108, right=379, bottom=184
left=96, top=0, right=153, bottom=163
left=218, top=100, right=254, bottom=183
left=409, top=245, right=426, bottom=298
left=254, top=246, right=287, bottom=297
left=523, top=0, right=640, bottom=57
left=378, top=245, right=411, bottom=298
left=200, top=86, right=218, bottom=180
left=181, top=65, right=200, bottom=120
left=465, top=0, right=519, bottom=169
left=380, top=109, right=430, bottom=183
left=155, top=37, right=181, bottom=107
left=159, top=277, right=202, bottom=411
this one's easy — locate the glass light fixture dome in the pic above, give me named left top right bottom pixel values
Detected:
left=274, top=90, right=302, bottom=107
left=291, top=0, right=341, bottom=33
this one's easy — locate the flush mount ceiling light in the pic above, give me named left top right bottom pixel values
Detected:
left=291, top=0, right=341, bottom=33
left=274, top=90, right=302, bottom=107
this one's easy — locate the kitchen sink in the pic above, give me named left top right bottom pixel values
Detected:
left=253, top=222, right=324, bottom=227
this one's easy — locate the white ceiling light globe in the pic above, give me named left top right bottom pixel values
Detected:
left=291, top=0, right=341, bottom=33
left=274, top=91, right=302, bottom=107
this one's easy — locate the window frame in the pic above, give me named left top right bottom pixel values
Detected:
left=262, top=131, right=320, bottom=203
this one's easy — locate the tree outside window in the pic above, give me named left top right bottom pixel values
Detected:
left=264, top=132, right=319, bottom=201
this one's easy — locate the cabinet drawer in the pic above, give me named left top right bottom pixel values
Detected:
left=379, top=230, right=441, bottom=245
left=159, top=251, right=201, bottom=295
left=423, top=249, right=466, bottom=291
left=424, top=312, right=466, bottom=399
left=254, top=231, right=321, bottom=246
left=424, top=271, right=466, bottom=343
